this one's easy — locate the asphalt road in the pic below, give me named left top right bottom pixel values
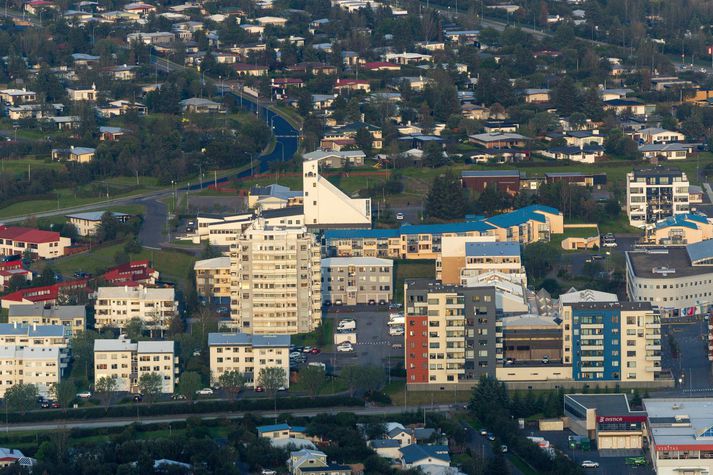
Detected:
left=0, top=404, right=451, bottom=433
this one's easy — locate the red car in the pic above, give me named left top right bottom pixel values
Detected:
left=309, top=348, right=321, bottom=355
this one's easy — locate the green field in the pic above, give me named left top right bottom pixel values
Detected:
left=36, top=241, right=197, bottom=288
left=0, top=156, right=63, bottom=174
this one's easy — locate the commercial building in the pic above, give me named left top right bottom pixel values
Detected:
left=323, top=205, right=564, bottom=259
left=7, top=304, right=85, bottom=336
left=208, top=333, right=290, bottom=388
left=561, top=302, right=662, bottom=382
left=229, top=225, right=321, bottom=335
left=93, top=338, right=177, bottom=393
left=194, top=256, right=231, bottom=305
left=0, top=225, right=71, bottom=259
left=320, top=257, right=393, bottom=306
left=626, top=168, right=690, bottom=228
left=438, top=241, right=525, bottom=286
left=0, top=346, right=61, bottom=397
left=302, top=152, right=371, bottom=229
left=404, top=279, right=501, bottom=387
left=65, top=211, right=131, bottom=236
left=645, top=213, right=713, bottom=245
left=626, top=242, right=713, bottom=312
left=564, top=394, right=647, bottom=450
left=94, top=285, right=178, bottom=331
left=644, top=398, right=713, bottom=475
left=460, top=170, right=521, bottom=196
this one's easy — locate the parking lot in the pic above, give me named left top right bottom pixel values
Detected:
left=525, top=428, right=655, bottom=475
left=296, top=306, right=404, bottom=373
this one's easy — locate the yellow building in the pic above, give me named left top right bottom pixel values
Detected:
left=94, top=285, right=177, bottom=331
left=208, top=333, right=290, bottom=388
left=645, top=213, right=713, bottom=245
left=194, top=256, right=231, bottom=304
left=7, top=304, right=85, bottom=336
left=93, top=338, right=177, bottom=393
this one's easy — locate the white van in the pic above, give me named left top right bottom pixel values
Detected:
left=337, top=319, right=356, bottom=331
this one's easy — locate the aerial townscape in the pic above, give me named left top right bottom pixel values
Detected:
left=2, top=0, right=713, bottom=473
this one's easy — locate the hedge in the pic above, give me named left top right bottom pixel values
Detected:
left=4, top=395, right=365, bottom=424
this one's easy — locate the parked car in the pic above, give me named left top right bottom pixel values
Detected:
left=309, top=348, right=321, bottom=354
left=479, top=429, right=488, bottom=436
left=542, top=355, right=550, bottom=364
left=76, top=391, right=92, bottom=399
left=302, top=346, right=313, bottom=353
left=195, top=388, right=214, bottom=395
left=290, top=351, right=302, bottom=359
left=396, top=212, right=404, bottom=220
left=254, top=386, right=265, bottom=393
left=581, top=461, right=599, bottom=468
left=487, top=433, right=495, bottom=441
left=337, top=342, right=354, bottom=352
left=133, top=394, right=143, bottom=402
left=500, top=445, right=508, bottom=453
left=172, top=394, right=187, bottom=400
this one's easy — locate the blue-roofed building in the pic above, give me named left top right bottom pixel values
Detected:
left=257, top=423, right=308, bottom=441
left=647, top=213, right=713, bottom=245
left=0, top=323, right=70, bottom=374
left=399, top=444, right=450, bottom=469
left=66, top=210, right=131, bottom=236
left=439, top=240, right=525, bottom=286
left=322, top=205, right=562, bottom=259
left=208, top=332, right=290, bottom=388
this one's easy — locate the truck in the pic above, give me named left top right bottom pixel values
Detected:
left=388, top=315, right=404, bottom=326
left=337, top=319, right=356, bottom=331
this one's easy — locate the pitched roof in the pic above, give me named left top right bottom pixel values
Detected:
left=0, top=226, right=62, bottom=244
left=399, top=444, right=450, bottom=464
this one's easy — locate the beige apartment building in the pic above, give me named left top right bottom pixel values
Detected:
left=94, top=285, right=178, bottom=331
left=0, top=323, right=69, bottom=374
left=0, top=346, right=61, bottom=397
left=65, top=211, right=130, bottom=237
left=7, top=304, right=86, bottom=336
left=208, top=333, right=290, bottom=388
left=0, top=225, right=71, bottom=259
left=320, top=257, right=393, bottom=306
left=94, top=338, right=177, bottom=393
left=229, top=225, right=321, bottom=334
left=437, top=239, right=525, bottom=286
left=194, top=256, right=231, bottom=304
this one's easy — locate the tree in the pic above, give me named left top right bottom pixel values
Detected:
left=522, top=242, right=560, bottom=280
left=298, top=366, right=326, bottom=396
left=5, top=383, right=38, bottom=415
left=257, top=367, right=287, bottom=413
left=217, top=370, right=246, bottom=400
left=354, top=127, right=373, bottom=154
left=94, top=375, right=118, bottom=408
left=49, top=379, right=75, bottom=410
left=138, top=373, right=163, bottom=402
left=96, top=212, right=119, bottom=242
left=6, top=274, right=29, bottom=293
left=551, top=76, right=580, bottom=116
left=425, top=171, right=468, bottom=220
left=423, top=142, right=448, bottom=168
left=178, top=371, right=202, bottom=400
left=339, top=365, right=385, bottom=396
left=125, top=317, right=145, bottom=341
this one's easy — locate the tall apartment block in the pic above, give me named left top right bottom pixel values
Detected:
left=404, top=279, right=501, bottom=386
left=229, top=224, right=321, bottom=334
left=626, top=167, right=689, bottom=228
left=560, top=302, right=662, bottom=382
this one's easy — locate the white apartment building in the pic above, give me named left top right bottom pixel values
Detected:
left=7, top=304, right=86, bottom=336
left=0, top=346, right=60, bottom=397
left=94, top=338, right=177, bottom=393
left=229, top=225, right=321, bottom=334
left=321, top=257, right=393, bottom=305
left=189, top=212, right=254, bottom=246
left=627, top=168, right=689, bottom=228
left=208, top=333, right=290, bottom=388
left=66, top=84, right=97, bottom=101
left=94, top=285, right=178, bottom=331
left=302, top=152, right=371, bottom=228
left=194, top=256, right=231, bottom=305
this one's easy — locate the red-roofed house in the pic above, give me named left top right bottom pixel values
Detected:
left=102, top=260, right=159, bottom=286
left=0, top=279, right=89, bottom=309
left=363, top=62, right=401, bottom=72
left=0, top=261, right=32, bottom=289
left=0, top=226, right=70, bottom=259
left=0, top=448, right=35, bottom=469
left=334, top=79, right=371, bottom=93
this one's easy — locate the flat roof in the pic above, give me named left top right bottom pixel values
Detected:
left=565, top=394, right=638, bottom=416
left=321, top=257, right=393, bottom=267
left=568, top=301, right=652, bottom=311
left=465, top=241, right=520, bottom=257
left=627, top=248, right=712, bottom=279
left=208, top=332, right=290, bottom=347
left=137, top=341, right=174, bottom=353
left=7, top=303, right=85, bottom=318
left=194, top=256, right=231, bottom=270
left=644, top=398, right=713, bottom=449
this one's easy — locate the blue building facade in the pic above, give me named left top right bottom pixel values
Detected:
left=570, top=304, right=621, bottom=381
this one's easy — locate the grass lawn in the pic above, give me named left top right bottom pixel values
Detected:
left=393, top=259, right=436, bottom=304
left=291, top=318, right=335, bottom=349
left=385, top=381, right=471, bottom=406
left=36, top=242, right=197, bottom=289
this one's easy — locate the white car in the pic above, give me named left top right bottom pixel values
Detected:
left=289, top=351, right=302, bottom=359
left=581, top=460, right=599, bottom=469
left=76, top=391, right=91, bottom=399
left=195, top=387, right=214, bottom=395
left=337, top=342, right=354, bottom=352
left=396, top=212, right=404, bottom=220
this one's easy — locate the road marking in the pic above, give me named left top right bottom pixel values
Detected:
left=683, top=387, right=713, bottom=393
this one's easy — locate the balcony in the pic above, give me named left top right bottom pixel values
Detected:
left=646, top=366, right=662, bottom=372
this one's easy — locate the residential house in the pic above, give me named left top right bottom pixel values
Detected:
left=287, top=449, right=351, bottom=475
left=0, top=89, right=37, bottom=106
left=66, top=84, right=97, bottom=101
left=399, top=444, right=450, bottom=470
left=66, top=211, right=130, bottom=236
left=102, top=260, right=158, bottom=286
left=639, top=143, right=690, bottom=161
left=51, top=146, right=95, bottom=163
left=523, top=88, right=551, bottom=103
left=469, top=132, right=529, bottom=149
left=179, top=98, right=225, bottom=113
left=0, top=226, right=70, bottom=259
left=334, top=79, right=370, bottom=93
left=0, top=280, right=89, bottom=309
left=0, top=261, right=31, bottom=290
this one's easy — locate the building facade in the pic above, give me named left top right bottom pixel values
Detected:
left=626, top=168, right=689, bottom=228
left=320, top=257, right=393, bottom=305
left=94, top=338, right=177, bottom=393
left=208, top=333, right=290, bottom=388
left=229, top=225, right=321, bottom=334
left=563, top=302, right=661, bottom=382
left=564, top=394, right=647, bottom=450
left=438, top=241, right=525, bottom=286
left=0, top=346, right=60, bottom=397
left=194, top=256, right=231, bottom=305
left=94, top=286, right=178, bottom=331
left=0, top=226, right=70, bottom=259
left=65, top=211, right=130, bottom=236
left=404, top=280, right=500, bottom=387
